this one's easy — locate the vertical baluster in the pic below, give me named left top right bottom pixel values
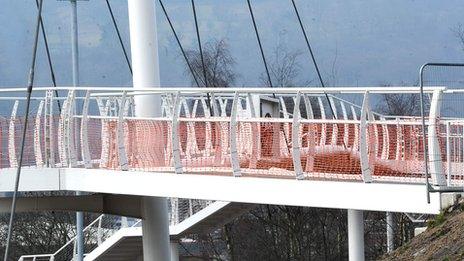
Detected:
left=360, top=92, right=373, bottom=183
left=8, top=100, right=19, bottom=168
left=34, top=100, right=44, bottom=167
left=292, top=92, right=304, bottom=179
left=230, top=92, right=241, bottom=177
left=80, top=91, right=92, bottom=168
left=171, top=92, right=183, bottom=174
left=118, top=92, right=129, bottom=170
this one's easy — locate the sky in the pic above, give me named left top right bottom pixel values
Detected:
left=1, top=0, right=464, bottom=88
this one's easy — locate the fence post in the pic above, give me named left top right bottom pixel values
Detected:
left=428, top=90, right=446, bottom=186
left=318, top=97, right=327, bottom=146
left=292, top=92, right=304, bottom=179
left=8, top=101, right=19, bottom=168
left=117, top=91, right=129, bottom=171
left=171, top=92, right=183, bottom=174
left=230, top=92, right=241, bottom=177
left=34, top=100, right=44, bottom=167
left=446, top=122, right=451, bottom=186
left=359, top=92, right=373, bottom=183
left=80, top=91, right=92, bottom=168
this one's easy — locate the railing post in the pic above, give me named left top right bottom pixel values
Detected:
left=280, top=97, right=291, bottom=156
left=8, top=100, right=19, bottom=168
left=303, top=94, right=315, bottom=172
left=395, top=117, right=402, bottom=161
left=202, top=96, right=213, bottom=157
left=292, top=92, right=304, bottom=179
left=247, top=93, right=259, bottom=168
left=230, top=92, right=241, bottom=177
left=117, top=91, right=129, bottom=171
left=359, top=92, right=373, bottom=183
left=65, top=90, right=77, bottom=167
left=98, top=98, right=111, bottom=168
left=329, top=96, right=338, bottom=145
left=44, top=90, right=55, bottom=167
left=380, top=117, right=389, bottom=160
left=34, top=100, right=44, bottom=167
left=428, top=90, right=446, bottom=186
left=351, top=106, right=359, bottom=151
left=171, top=92, right=183, bottom=174
left=446, top=122, right=451, bottom=186
left=97, top=215, right=103, bottom=246
left=318, top=97, right=327, bottom=146
left=80, top=91, right=92, bottom=168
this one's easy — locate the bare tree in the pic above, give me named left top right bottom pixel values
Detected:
left=0, top=211, right=99, bottom=260
left=375, top=83, right=422, bottom=116
left=452, top=23, right=464, bottom=51
left=185, top=39, right=236, bottom=87
left=260, top=42, right=307, bottom=87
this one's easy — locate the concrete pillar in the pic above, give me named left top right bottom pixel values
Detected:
left=170, top=242, right=180, bottom=261
left=386, top=212, right=394, bottom=253
left=141, top=198, right=170, bottom=260
left=128, top=0, right=170, bottom=260
left=348, top=209, right=364, bottom=261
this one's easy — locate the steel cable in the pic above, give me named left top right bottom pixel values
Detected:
left=3, top=0, right=44, bottom=259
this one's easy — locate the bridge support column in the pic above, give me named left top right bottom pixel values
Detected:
left=348, top=209, right=365, bottom=261
left=128, top=0, right=170, bottom=260
left=141, top=197, right=170, bottom=260
left=170, top=242, right=180, bottom=261
left=386, top=212, right=394, bottom=253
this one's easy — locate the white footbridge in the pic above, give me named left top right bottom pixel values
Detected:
left=0, top=86, right=461, bottom=260
left=5, top=0, right=464, bottom=259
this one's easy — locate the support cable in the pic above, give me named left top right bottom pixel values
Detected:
left=105, top=0, right=132, bottom=75
left=34, top=0, right=61, bottom=112
left=191, top=0, right=208, bottom=87
left=290, top=0, right=338, bottom=120
left=3, top=0, right=44, bottom=260
left=246, top=0, right=273, bottom=88
left=158, top=0, right=200, bottom=87
left=290, top=0, right=346, bottom=150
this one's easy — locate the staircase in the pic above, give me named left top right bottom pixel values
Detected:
left=18, top=201, right=252, bottom=261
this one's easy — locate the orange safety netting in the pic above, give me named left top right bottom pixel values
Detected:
left=3, top=114, right=464, bottom=185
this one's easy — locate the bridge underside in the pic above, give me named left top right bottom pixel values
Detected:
left=0, top=168, right=442, bottom=214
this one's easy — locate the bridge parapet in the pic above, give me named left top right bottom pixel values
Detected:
left=0, top=86, right=460, bottom=187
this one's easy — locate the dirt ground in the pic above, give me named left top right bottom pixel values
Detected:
left=380, top=203, right=464, bottom=261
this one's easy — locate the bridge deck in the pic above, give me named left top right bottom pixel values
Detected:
left=0, top=167, right=442, bottom=214
left=0, top=86, right=460, bottom=214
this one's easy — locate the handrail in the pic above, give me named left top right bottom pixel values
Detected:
left=52, top=214, right=106, bottom=256
left=18, top=214, right=106, bottom=260
left=0, top=86, right=446, bottom=94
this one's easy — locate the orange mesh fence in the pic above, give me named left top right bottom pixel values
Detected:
left=95, top=116, right=440, bottom=183
left=0, top=100, right=452, bottom=186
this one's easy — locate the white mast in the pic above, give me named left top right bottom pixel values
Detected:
left=127, top=0, right=171, bottom=260
left=70, top=1, right=84, bottom=260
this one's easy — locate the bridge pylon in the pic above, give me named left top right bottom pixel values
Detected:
left=128, top=0, right=171, bottom=260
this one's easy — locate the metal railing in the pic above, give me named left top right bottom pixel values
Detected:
left=0, top=86, right=455, bottom=185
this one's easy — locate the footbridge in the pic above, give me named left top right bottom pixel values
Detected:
left=1, top=86, right=462, bottom=260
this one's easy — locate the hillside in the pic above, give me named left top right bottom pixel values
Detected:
left=381, top=201, right=464, bottom=260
